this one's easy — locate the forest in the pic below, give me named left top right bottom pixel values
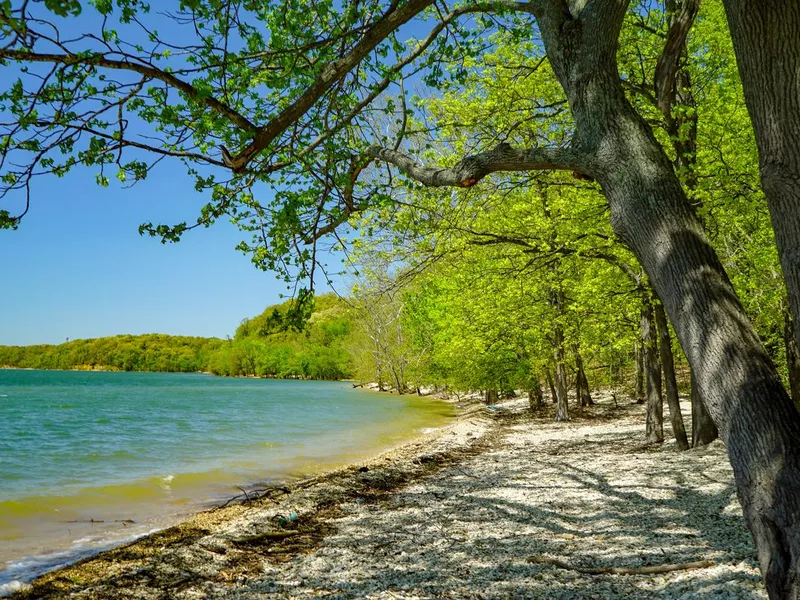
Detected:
left=2, top=0, right=800, bottom=595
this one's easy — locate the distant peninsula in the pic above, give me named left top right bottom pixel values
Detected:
left=0, top=295, right=354, bottom=380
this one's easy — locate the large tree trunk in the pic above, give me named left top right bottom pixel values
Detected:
left=597, top=102, right=800, bottom=599
left=530, top=5, right=800, bottom=595
left=784, top=308, right=800, bottom=410
left=718, top=6, right=800, bottom=594
left=654, top=296, right=690, bottom=450
left=723, top=2, right=800, bottom=351
left=642, top=298, right=664, bottom=443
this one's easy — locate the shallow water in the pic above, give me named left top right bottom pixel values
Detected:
left=0, top=370, right=453, bottom=591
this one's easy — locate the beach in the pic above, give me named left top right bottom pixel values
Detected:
left=11, top=394, right=766, bottom=599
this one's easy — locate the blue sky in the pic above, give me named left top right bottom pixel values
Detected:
left=0, top=3, right=491, bottom=346
left=0, top=163, right=340, bottom=346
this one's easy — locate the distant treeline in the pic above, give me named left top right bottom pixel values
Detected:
left=0, top=295, right=355, bottom=380
left=208, top=294, right=353, bottom=380
left=0, top=334, right=224, bottom=373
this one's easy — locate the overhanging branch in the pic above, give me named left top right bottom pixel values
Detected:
left=231, top=0, right=539, bottom=171
left=0, top=49, right=257, bottom=132
left=367, top=142, right=595, bottom=187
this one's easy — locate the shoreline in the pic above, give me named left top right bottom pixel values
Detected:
left=5, top=393, right=487, bottom=599
left=0, top=378, right=457, bottom=596
left=10, top=393, right=766, bottom=599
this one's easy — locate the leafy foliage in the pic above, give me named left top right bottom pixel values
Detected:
left=209, top=294, right=355, bottom=379
left=0, top=334, right=225, bottom=372
left=0, top=0, right=795, bottom=396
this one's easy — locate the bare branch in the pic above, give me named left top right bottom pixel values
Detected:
left=367, top=141, right=594, bottom=187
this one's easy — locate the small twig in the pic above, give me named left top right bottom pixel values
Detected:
left=66, top=518, right=104, bottom=523
left=527, top=556, right=714, bottom=575
left=453, top=465, right=479, bottom=479
left=65, top=518, right=135, bottom=524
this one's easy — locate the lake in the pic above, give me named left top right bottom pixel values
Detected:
left=0, top=370, right=453, bottom=592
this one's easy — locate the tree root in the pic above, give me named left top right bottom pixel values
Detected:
left=527, top=556, right=714, bottom=575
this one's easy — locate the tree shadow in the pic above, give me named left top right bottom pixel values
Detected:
left=227, top=416, right=765, bottom=599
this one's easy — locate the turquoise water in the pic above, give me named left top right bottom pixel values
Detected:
left=0, top=370, right=453, bottom=591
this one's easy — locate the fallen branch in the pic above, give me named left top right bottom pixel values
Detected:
left=64, top=518, right=134, bottom=524
left=233, top=531, right=301, bottom=545
left=527, top=556, right=714, bottom=575
left=217, top=485, right=290, bottom=509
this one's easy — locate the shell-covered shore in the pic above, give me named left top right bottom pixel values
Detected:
left=14, top=394, right=765, bottom=599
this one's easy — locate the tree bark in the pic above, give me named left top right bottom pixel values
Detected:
left=718, top=7, right=800, bottom=592
left=550, top=289, right=570, bottom=421
left=690, top=369, right=718, bottom=448
left=634, top=340, right=645, bottom=402
left=723, top=1, right=800, bottom=351
left=642, top=298, right=664, bottom=443
left=784, top=308, right=800, bottom=411
left=529, top=379, right=544, bottom=410
left=654, top=296, right=690, bottom=449
left=545, top=368, right=557, bottom=404
left=554, top=354, right=569, bottom=421
left=574, top=347, right=593, bottom=406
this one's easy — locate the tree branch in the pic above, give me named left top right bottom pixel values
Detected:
left=0, top=49, right=257, bottom=132
left=229, top=0, right=437, bottom=171
left=367, top=142, right=594, bottom=187
left=654, top=0, right=700, bottom=117
left=231, top=0, right=539, bottom=171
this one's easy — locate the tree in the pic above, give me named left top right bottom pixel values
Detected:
left=722, top=2, right=800, bottom=358
left=351, top=284, right=414, bottom=394
left=2, top=0, right=800, bottom=594
left=370, top=5, right=800, bottom=595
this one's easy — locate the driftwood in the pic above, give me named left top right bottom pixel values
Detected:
left=65, top=519, right=135, bottom=524
left=233, top=530, right=300, bottom=545
left=527, top=556, right=714, bottom=575
left=217, top=485, right=291, bottom=509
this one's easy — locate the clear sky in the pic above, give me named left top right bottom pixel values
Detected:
left=0, top=164, right=336, bottom=346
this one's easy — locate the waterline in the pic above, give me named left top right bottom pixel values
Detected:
left=0, top=371, right=453, bottom=589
